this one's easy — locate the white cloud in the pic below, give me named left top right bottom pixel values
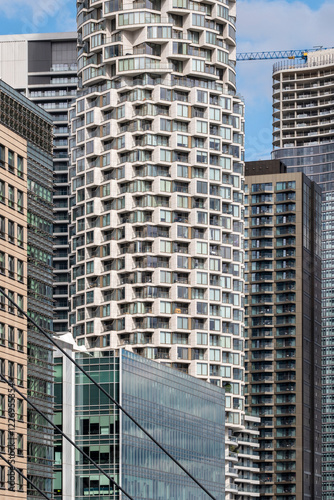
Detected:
left=237, top=0, right=334, bottom=51
left=236, top=0, right=334, bottom=159
left=0, top=0, right=76, bottom=32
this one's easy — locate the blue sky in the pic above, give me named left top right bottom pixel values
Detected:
left=0, top=0, right=333, bottom=160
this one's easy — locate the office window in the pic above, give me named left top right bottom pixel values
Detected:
left=17, top=190, right=23, bottom=213
left=17, top=399, right=23, bottom=422
left=8, top=185, right=14, bottom=208
left=8, top=220, right=14, bottom=243
left=17, top=330, right=23, bottom=352
left=0, top=395, right=5, bottom=417
left=8, top=327, right=14, bottom=349
left=17, top=365, right=23, bottom=387
left=0, top=430, right=4, bottom=452
left=8, top=256, right=14, bottom=279
left=17, top=156, right=23, bottom=178
left=0, top=253, right=4, bottom=275
left=0, top=465, right=5, bottom=488
left=17, top=225, right=24, bottom=247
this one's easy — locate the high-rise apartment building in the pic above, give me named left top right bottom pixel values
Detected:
left=54, top=342, right=226, bottom=500
left=244, top=160, right=322, bottom=500
left=69, top=0, right=259, bottom=496
left=271, top=49, right=334, bottom=498
left=0, top=80, right=54, bottom=498
left=0, top=32, right=77, bottom=335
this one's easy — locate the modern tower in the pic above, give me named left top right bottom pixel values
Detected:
left=271, top=48, right=334, bottom=498
left=244, top=159, right=322, bottom=500
left=54, top=341, right=226, bottom=500
left=69, top=0, right=259, bottom=496
left=0, top=32, right=78, bottom=335
left=0, top=80, right=54, bottom=498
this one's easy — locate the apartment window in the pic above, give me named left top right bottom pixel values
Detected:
left=160, top=210, right=171, bottom=223
left=160, top=331, right=171, bottom=344
left=86, top=261, right=94, bottom=274
left=177, top=317, right=188, bottom=329
left=210, top=349, right=220, bottom=361
left=197, top=272, right=208, bottom=285
left=160, top=149, right=171, bottom=162
left=197, top=120, right=207, bottom=134
left=160, top=301, right=171, bottom=314
left=209, top=107, right=220, bottom=121
left=0, top=324, right=4, bottom=346
left=177, top=104, right=189, bottom=118
left=210, top=319, right=220, bottom=331
left=160, top=118, right=171, bottom=131
left=86, top=322, right=94, bottom=334
left=197, top=181, right=207, bottom=194
left=197, top=332, right=207, bottom=345
left=196, top=242, right=207, bottom=254
left=197, top=363, right=208, bottom=376
left=210, top=288, right=220, bottom=301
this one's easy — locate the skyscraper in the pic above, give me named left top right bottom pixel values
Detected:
left=0, top=80, right=54, bottom=498
left=69, top=0, right=259, bottom=496
left=244, top=159, right=322, bottom=500
left=0, top=32, right=77, bottom=335
left=271, top=49, right=334, bottom=498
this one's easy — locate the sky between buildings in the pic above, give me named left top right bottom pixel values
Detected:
left=0, top=0, right=332, bottom=160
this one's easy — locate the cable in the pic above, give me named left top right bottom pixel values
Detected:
left=0, top=373, right=133, bottom=499
left=0, top=451, right=51, bottom=500
left=0, top=287, right=217, bottom=500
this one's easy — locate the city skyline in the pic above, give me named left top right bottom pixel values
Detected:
left=0, top=0, right=333, bottom=161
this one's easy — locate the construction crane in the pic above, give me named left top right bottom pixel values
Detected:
left=236, top=47, right=332, bottom=62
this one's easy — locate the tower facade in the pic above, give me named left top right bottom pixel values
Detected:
left=244, top=160, right=322, bottom=500
left=272, top=49, right=334, bottom=498
left=0, top=32, right=77, bottom=336
left=70, top=0, right=259, bottom=496
left=0, top=80, right=54, bottom=498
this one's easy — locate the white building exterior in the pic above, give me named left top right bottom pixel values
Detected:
left=69, top=0, right=259, bottom=497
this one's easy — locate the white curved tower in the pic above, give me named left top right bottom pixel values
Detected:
left=70, top=0, right=259, bottom=497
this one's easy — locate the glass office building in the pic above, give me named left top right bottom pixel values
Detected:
left=55, top=347, right=225, bottom=500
